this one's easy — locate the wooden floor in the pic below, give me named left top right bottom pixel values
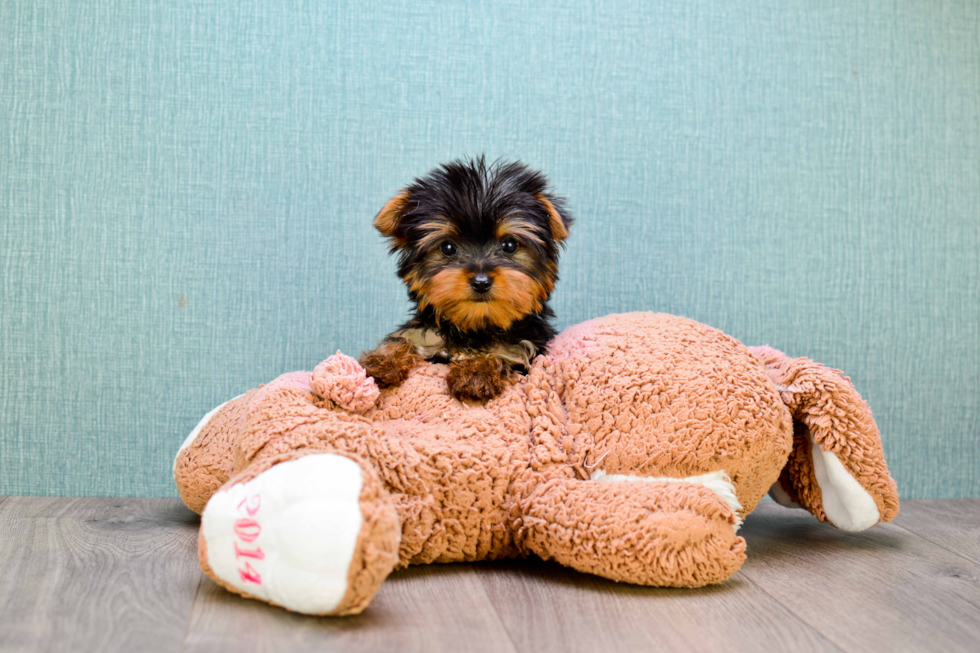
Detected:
left=1, top=497, right=978, bottom=653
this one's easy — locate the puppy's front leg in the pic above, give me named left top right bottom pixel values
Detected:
left=359, top=337, right=423, bottom=388
left=446, top=355, right=514, bottom=403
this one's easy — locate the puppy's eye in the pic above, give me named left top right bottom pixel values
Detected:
left=500, top=237, right=518, bottom=254
left=440, top=241, right=457, bottom=257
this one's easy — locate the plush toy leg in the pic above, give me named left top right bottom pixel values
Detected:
left=519, top=475, right=747, bottom=588
left=749, top=346, right=900, bottom=531
left=174, top=391, right=257, bottom=514
left=198, top=450, right=401, bottom=616
left=174, top=371, right=336, bottom=514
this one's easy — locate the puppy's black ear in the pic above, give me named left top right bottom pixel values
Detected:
left=535, top=194, right=572, bottom=243
left=373, top=191, right=410, bottom=242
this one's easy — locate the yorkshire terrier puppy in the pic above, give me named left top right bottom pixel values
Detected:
left=360, top=156, right=572, bottom=403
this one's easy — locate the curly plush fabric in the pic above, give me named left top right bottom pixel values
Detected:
left=311, top=352, right=380, bottom=413
left=174, top=312, right=899, bottom=616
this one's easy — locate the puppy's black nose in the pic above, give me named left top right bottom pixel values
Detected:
left=471, top=273, right=493, bottom=294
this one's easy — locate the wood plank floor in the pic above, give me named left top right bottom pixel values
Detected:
left=1, top=498, right=977, bottom=653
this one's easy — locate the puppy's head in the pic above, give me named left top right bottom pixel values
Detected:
left=374, top=157, right=572, bottom=331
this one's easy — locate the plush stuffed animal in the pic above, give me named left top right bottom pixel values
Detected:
left=174, top=312, right=899, bottom=616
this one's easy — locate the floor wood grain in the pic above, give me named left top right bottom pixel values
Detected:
left=892, top=499, right=980, bottom=566
left=181, top=564, right=518, bottom=653
left=738, top=501, right=980, bottom=653
left=479, top=559, right=841, bottom=653
left=0, top=498, right=977, bottom=653
left=0, top=497, right=202, bottom=653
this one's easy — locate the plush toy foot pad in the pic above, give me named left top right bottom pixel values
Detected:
left=200, top=454, right=372, bottom=615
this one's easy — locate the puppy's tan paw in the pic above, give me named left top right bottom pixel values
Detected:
left=359, top=339, right=421, bottom=388
left=446, top=356, right=513, bottom=403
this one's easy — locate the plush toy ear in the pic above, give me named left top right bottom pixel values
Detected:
left=373, top=191, right=410, bottom=241
left=536, top=194, right=571, bottom=243
left=749, top=346, right=900, bottom=532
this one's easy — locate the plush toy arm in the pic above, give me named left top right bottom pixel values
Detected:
left=749, top=346, right=900, bottom=531
left=518, top=474, right=746, bottom=587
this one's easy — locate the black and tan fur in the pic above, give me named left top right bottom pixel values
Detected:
left=360, top=156, right=572, bottom=402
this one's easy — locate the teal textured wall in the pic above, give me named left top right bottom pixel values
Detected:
left=1, top=1, right=978, bottom=498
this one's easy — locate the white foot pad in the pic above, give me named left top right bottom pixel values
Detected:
left=202, top=454, right=364, bottom=614
left=591, top=469, right=744, bottom=530
left=810, top=437, right=880, bottom=532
